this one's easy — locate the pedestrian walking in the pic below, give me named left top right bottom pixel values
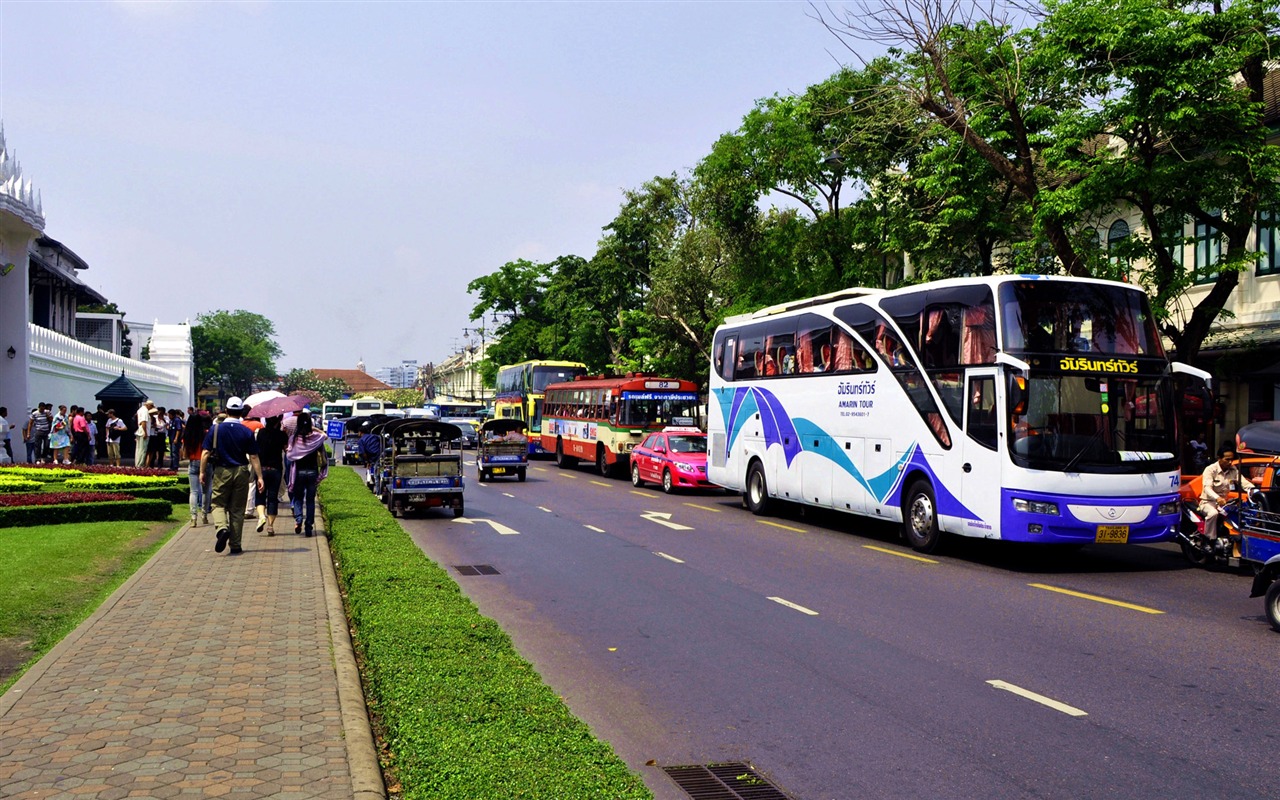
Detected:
left=0, top=406, right=12, bottom=463
left=148, top=406, right=168, bottom=468
left=135, top=400, right=153, bottom=467
left=184, top=410, right=212, bottom=527
left=71, top=407, right=91, bottom=464
left=168, top=409, right=185, bottom=470
left=285, top=411, right=328, bottom=537
left=30, top=404, right=52, bottom=463
left=50, top=405, right=71, bottom=465
left=255, top=416, right=289, bottom=535
left=200, top=397, right=263, bottom=556
left=104, top=410, right=127, bottom=467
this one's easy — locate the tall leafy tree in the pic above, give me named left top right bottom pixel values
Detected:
left=190, top=310, right=282, bottom=398
left=280, top=368, right=350, bottom=402
left=1038, top=0, right=1280, bottom=362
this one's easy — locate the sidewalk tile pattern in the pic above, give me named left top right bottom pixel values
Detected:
left=0, top=520, right=354, bottom=798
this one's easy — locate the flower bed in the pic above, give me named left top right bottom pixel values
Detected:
left=0, top=464, right=176, bottom=478
left=0, top=492, right=136, bottom=507
left=0, top=466, right=83, bottom=481
left=0, top=477, right=44, bottom=493
left=63, top=475, right=180, bottom=491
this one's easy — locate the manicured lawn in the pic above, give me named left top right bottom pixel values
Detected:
left=0, top=506, right=185, bottom=691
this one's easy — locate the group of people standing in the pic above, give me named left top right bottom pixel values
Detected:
left=192, top=396, right=329, bottom=557
left=5, top=401, right=193, bottom=469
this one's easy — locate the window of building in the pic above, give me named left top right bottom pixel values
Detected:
left=1194, top=215, right=1222, bottom=284
left=1258, top=210, right=1279, bottom=277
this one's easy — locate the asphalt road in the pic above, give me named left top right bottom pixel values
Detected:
left=387, top=458, right=1278, bottom=800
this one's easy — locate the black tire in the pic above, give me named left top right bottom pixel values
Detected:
left=631, top=463, right=645, bottom=488
left=662, top=469, right=675, bottom=494
left=389, top=500, right=399, bottom=518
left=453, top=502, right=464, bottom=518
left=596, top=446, right=611, bottom=477
left=517, top=468, right=527, bottom=482
left=477, top=466, right=486, bottom=482
left=902, top=479, right=942, bottom=553
left=745, top=461, right=770, bottom=515
left=1180, top=537, right=1211, bottom=567
left=555, top=439, right=576, bottom=469
left=1266, top=581, right=1280, bottom=632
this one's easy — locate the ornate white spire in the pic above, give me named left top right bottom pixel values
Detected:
left=0, top=125, right=46, bottom=232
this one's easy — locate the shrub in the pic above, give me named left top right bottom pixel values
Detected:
left=0, top=492, right=136, bottom=507
left=62, top=475, right=179, bottom=491
left=0, top=498, right=171, bottom=527
left=0, top=466, right=83, bottom=481
left=0, top=477, right=43, bottom=493
left=319, top=468, right=650, bottom=800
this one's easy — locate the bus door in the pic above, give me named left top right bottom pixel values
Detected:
left=960, top=368, right=1003, bottom=537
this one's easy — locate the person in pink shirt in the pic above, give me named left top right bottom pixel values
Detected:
left=71, top=406, right=91, bottom=464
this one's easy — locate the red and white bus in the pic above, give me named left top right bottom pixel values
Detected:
left=541, top=374, right=702, bottom=476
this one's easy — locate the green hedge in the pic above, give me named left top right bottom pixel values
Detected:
left=319, top=467, right=650, bottom=800
left=0, top=478, right=43, bottom=493
left=63, top=475, right=179, bottom=491
left=0, top=498, right=173, bottom=527
left=80, top=485, right=190, bottom=504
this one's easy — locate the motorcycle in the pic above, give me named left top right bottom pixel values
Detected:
left=1175, top=493, right=1262, bottom=568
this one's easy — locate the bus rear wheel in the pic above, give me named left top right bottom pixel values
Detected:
left=902, top=479, right=942, bottom=553
left=745, top=461, right=770, bottom=515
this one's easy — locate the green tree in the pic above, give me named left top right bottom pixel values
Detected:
left=191, top=310, right=282, bottom=398
left=371, top=388, right=426, bottom=409
left=1038, top=0, right=1280, bottom=362
left=280, top=368, right=350, bottom=402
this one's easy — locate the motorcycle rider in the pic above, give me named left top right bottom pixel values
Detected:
left=1200, top=444, right=1256, bottom=547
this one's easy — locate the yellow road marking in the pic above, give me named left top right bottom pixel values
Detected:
left=584, top=525, right=605, bottom=533
left=533, top=466, right=548, bottom=472
left=1028, top=583, right=1163, bottom=614
left=683, top=502, right=722, bottom=513
left=630, top=490, right=648, bottom=497
left=987, top=680, right=1088, bottom=717
left=656, top=552, right=685, bottom=564
left=862, top=545, right=938, bottom=564
left=589, top=480, right=610, bottom=487
left=758, top=520, right=805, bottom=533
left=537, top=506, right=553, bottom=513
left=559, top=473, right=578, bottom=480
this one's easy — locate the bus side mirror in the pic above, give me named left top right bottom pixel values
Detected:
left=1009, top=375, right=1028, bottom=416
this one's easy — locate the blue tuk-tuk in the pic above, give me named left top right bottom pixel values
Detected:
left=1244, top=507, right=1280, bottom=631
left=476, top=419, right=529, bottom=482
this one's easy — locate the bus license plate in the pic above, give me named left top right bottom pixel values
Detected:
left=1095, top=525, right=1129, bottom=544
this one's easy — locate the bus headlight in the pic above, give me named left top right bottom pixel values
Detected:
left=1012, top=498, right=1059, bottom=515
left=1157, top=500, right=1179, bottom=516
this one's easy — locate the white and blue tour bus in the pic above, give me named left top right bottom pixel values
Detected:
left=706, top=275, right=1211, bottom=552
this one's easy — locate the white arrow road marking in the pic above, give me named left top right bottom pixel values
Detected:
left=656, top=552, right=685, bottom=563
left=987, top=680, right=1087, bottom=717
left=451, top=518, right=520, bottom=535
left=641, top=511, right=693, bottom=530
left=767, top=596, right=819, bottom=616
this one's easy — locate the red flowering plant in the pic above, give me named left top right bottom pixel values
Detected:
left=0, top=492, right=136, bottom=507
left=5, top=463, right=177, bottom=477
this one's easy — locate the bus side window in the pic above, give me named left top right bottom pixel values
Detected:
left=967, top=376, right=998, bottom=450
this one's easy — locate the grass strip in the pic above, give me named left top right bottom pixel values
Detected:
left=0, top=505, right=185, bottom=691
left=320, top=468, right=651, bottom=800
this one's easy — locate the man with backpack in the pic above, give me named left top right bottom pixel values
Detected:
left=199, top=397, right=264, bottom=556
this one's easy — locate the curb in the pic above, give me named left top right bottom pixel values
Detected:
left=318, top=522, right=388, bottom=799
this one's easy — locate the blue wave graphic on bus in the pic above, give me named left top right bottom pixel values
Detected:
left=715, top=386, right=980, bottom=517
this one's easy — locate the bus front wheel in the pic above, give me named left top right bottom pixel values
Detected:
left=596, top=446, right=612, bottom=477
left=903, top=479, right=942, bottom=553
left=745, top=462, right=770, bottom=515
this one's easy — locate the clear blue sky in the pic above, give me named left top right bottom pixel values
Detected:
left=2, top=0, right=867, bottom=376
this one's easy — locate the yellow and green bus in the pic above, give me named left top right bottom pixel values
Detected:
left=493, top=360, right=588, bottom=455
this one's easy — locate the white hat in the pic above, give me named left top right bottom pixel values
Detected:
left=226, top=396, right=245, bottom=411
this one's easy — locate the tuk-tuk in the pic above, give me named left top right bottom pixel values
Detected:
left=377, top=418, right=465, bottom=518
left=476, top=419, right=529, bottom=482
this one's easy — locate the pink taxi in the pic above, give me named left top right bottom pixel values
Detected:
left=630, top=427, right=715, bottom=493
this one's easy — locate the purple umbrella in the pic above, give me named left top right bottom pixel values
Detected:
left=245, top=395, right=307, bottom=419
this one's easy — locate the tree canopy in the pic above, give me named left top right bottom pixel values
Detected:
left=191, top=310, right=283, bottom=398
left=465, top=0, right=1280, bottom=385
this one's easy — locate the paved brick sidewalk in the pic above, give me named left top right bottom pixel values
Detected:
left=0, top=517, right=384, bottom=799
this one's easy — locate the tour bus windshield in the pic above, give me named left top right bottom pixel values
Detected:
left=1010, top=373, right=1178, bottom=472
left=1000, top=280, right=1164, bottom=357
left=617, top=392, right=701, bottom=427
left=531, top=365, right=587, bottom=393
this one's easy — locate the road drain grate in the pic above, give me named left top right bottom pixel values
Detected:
left=453, top=564, right=500, bottom=576
left=661, top=762, right=791, bottom=800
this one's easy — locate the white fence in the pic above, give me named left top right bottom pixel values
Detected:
left=26, top=323, right=189, bottom=411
